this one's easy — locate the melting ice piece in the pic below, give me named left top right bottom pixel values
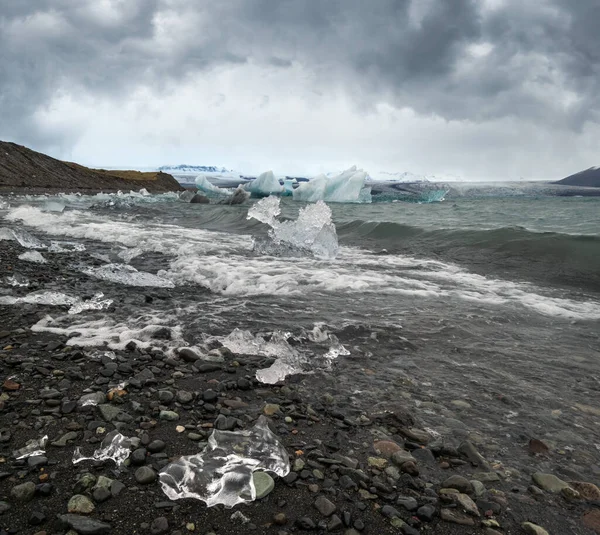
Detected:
left=0, top=291, right=77, bottom=307
left=159, top=416, right=289, bottom=508
left=13, top=436, right=48, bottom=460
left=195, top=176, right=232, bottom=197
left=5, top=274, right=29, bottom=287
left=293, top=166, right=371, bottom=203
left=73, top=430, right=133, bottom=466
left=42, top=201, right=66, bottom=213
left=248, top=197, right=339, bottom=259
left=18, top=251, right=47, bottom=263
left=11, top=229, right=47, bottom=249
left=83, top=263, right=175, bottom=288
left=255, top=359, right=300, bottom=384
left=243, top=171, right=284, bottom=197
left=48, top=241, right=86, bottom=253
left=322, top=334, right=350, bottom=366
left=68, top=293, right=113, bottom=315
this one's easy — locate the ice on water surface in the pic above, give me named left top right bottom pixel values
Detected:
left=293, top=166, right=371, bottom=203
left=243, top=171, right=284, bottom=197
left=195, top=176, right=232, bottom=197
left=248, top=197, right=339, bottom=259
left=73, top=430, right=134, bottom=466
left=12, top=229, right=47, bottom=249
left=83, top=263, right=175, bottom=288
left=0, top=291, right=112, bottom=315
left=159, top=416, right=290, bottom=508
left=13, top=436, right=48, bottom=459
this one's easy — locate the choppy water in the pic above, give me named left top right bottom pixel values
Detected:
left=1, top=191, right=600, bottom=481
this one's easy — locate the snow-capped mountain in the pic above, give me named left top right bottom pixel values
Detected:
left=158, top=165, right=231, bottom=174
left=367, top=170, right=462, bottom=182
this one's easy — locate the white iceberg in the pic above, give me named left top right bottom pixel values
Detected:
left=293, top=166, right=371, bottom=203
left=195, top=176, right=232, bottom=198
left=243, top=171, right=283, bottom=197
left=159, top=416, right=289, bottom=508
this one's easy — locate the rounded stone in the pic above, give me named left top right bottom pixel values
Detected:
left=150, top=516, right=169, bottom=535
left=442, top=475, right=474, bottom=494
left=253, top=471, right=275, bottom=499
left=159, top=410, right=179, bottom=421
left=68, top=494, right=95, bottom=514
left=10, top=481, right=36, bottom=502
left=373, top=440, right=402, bottom=458
left=135, top=466, right=157, bottom=485
left=147, top=440, right=166, bottom=453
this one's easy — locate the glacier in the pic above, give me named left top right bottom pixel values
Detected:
left=293, top=166, right=371, bottom=203
left=248, top=196, right=339, bottom=259
left=243, top=171, right=283, bottom=197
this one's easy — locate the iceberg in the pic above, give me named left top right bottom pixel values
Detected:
left=159, top=416, right=289, bottom=508
left=282, top=179, right=296, bottom=196
left=18, top=251, right=47, bottom=263
left=293, top=166, right=371, bottom=203
left=195, top=176, right=232, bottom=198
left=243, top=171, right=284, bottom=197
left=248, top=197, right=339, bottom=259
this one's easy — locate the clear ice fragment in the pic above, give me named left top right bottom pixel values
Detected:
left=72, top=430, right=133, bottom=466
left=68, top=293, right=113, bottom=315
left=11, top=229, right=47, bottom=249
left=159, top=416, right=289, bottom=508
left=18, top=251, right=47, bottom=263
left=13, top=435, right=48, bottom=459
left=82, top=263, right=175, bottom=288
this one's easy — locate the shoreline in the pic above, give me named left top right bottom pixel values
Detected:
left=0, top=232, right=598, bottom=534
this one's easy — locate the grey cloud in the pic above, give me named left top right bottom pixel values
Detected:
left=1, top=0, right=599, bottom=152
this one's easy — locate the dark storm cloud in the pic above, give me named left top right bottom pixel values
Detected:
left=1, top=0, right=599, bottom=150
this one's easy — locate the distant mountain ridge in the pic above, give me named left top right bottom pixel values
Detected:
left=158, top=164, right=230, bottom=174
left=556, top=167, right=600, bottom=187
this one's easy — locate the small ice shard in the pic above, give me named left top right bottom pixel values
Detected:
left=117, top=247, right=143, bottom=263
left=322, top=334, right=350, bottom=366
left=255, top=359, right=299, bottom=384
left=72, top=430, right=133, bottom=466
left=6, top=274, right=29, bottom=287
left=0, top=291, right=77, bottom=307
left=293, top=166, right=371, bottom=203
left=82, top=263, right=175, bottom=288
left=18, top=250, right=47, bottom=263
left=159, top=416, right=290, bottom=508
left=243, top=171, right=284, bottom=197
left=248, top=197, right=339, bottom=259
left=68, top=293, right=113, bottom=315
left=0, top=228, right=14, bottom=240
left=195, top=176, right=232, bottom=197
left=11, top=228, right=47, bottom=249
left=42, top=201, right=66, bottom=213
left=13, top=435, right=48, bottom=459
left=48, top=241, right=86, bottom=253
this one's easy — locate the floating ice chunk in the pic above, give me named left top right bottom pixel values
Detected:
left=13, top=436, right=48, bottom=460
left=243, top=171, right=284, bottom=197
left=12, top=229, right=47, bottom=249
left=293, top=167, right=371, bottom=203
left=117, top=247, right=143, bottom=263
left=222, top=329, right=297, bottom=359
left=282, top=179, right=296, bottom=196
left=0, top=291, right=76, bottom=307
left=18, top=251, right=47, bottom=263
left=48, top=241, right=86, bottom=253
left=195, top=176, right=232, bottom=197
left=138, top=188, right=151, bottom=196
left=248, top=197, right=339, bottom=259
left=322, top=334, right=350, bottom=366
left=42, top=201, right=66, bottom=213
left=73, top=430, right=134, bottom=466
left=159, top=416, right=289, bottom=508
left=0, top=200, right=9, bottom=210
left=247, top=196, right=281, bottom=227
left=83, top=263, right=175, bottom=288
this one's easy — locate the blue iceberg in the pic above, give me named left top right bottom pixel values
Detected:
left=195, top=176, right=232, bottom=198
left=293, top=166, right=371, bottom=203
left=243, top=171, right=284, bottom=198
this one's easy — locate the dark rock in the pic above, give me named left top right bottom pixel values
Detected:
left=328, top=515, right=343, bottom=531
left=296, top=517, right=317, bottom=530
left=28, top=510, right=46, bottom=525
left=381, top=505, right=402, bottom=519
left=397, top=496, right=418, bottom=511
left=135, top=466, right=157, bottom=484
left=150, top=516, right=169, bottom=535
left=11, top=481, right=36, bottom=502
left=442, top=475, right=474, bottom=494
left=198, top=363, right=222, bottom=373
left=417, top=504, right=436, bottom=522
left=93, top=487, right=112, bottom=503
left=147, top=440, right=166, bottom=453
left=458, top=441, right=491, bottom=470
left=58, top=514, right=111, bottom=535
left=131, top=448, right=147, bottom=465
left=178, top=348, right=200, bottom=362
left=314, top=496, right=336, bottom=517
left=190, top=194, right=210, bottom=204
left=202, top=389, right=218, bottom=402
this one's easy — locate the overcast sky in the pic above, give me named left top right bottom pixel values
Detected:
left=1, top=0, right=599, bottom=180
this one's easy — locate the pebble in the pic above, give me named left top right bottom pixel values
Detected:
left=296, top=517, right=317, bottom=529
left=569, top=481, right=600, bottom=501
left=135, top=466, right=157, bottom=484
left=440, top=508, right=476, bottom=526
left=11, top=481, right=36, bottom=502
left=147, top=440, right=166, bottom=453
left=314, top=496, right=336, bottom=517
left=150, top=516, right=169, bottom=535
left=58, top=514, right=111, bottom=535
left=263, top=403, right=281, bottom=416
left=454, top=493, right=480, bottom=516
left=253, top=471, right=275, bottom=499
left=273, top=513, right=287, bottom=525
left=68, top=494, right=95, bottom=514
left=159, top=410, right=179, bottom=421
left=373, top=440, right=402, bottom=458
left=521, top=522, right=550, bottom=535
left=532, top=472, right=571, bottom=493
left=417, top=504, right=436, bottom=521
left=442, top=475, right=474, bottom=494
left=397, top=496, right=418, bottom=511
